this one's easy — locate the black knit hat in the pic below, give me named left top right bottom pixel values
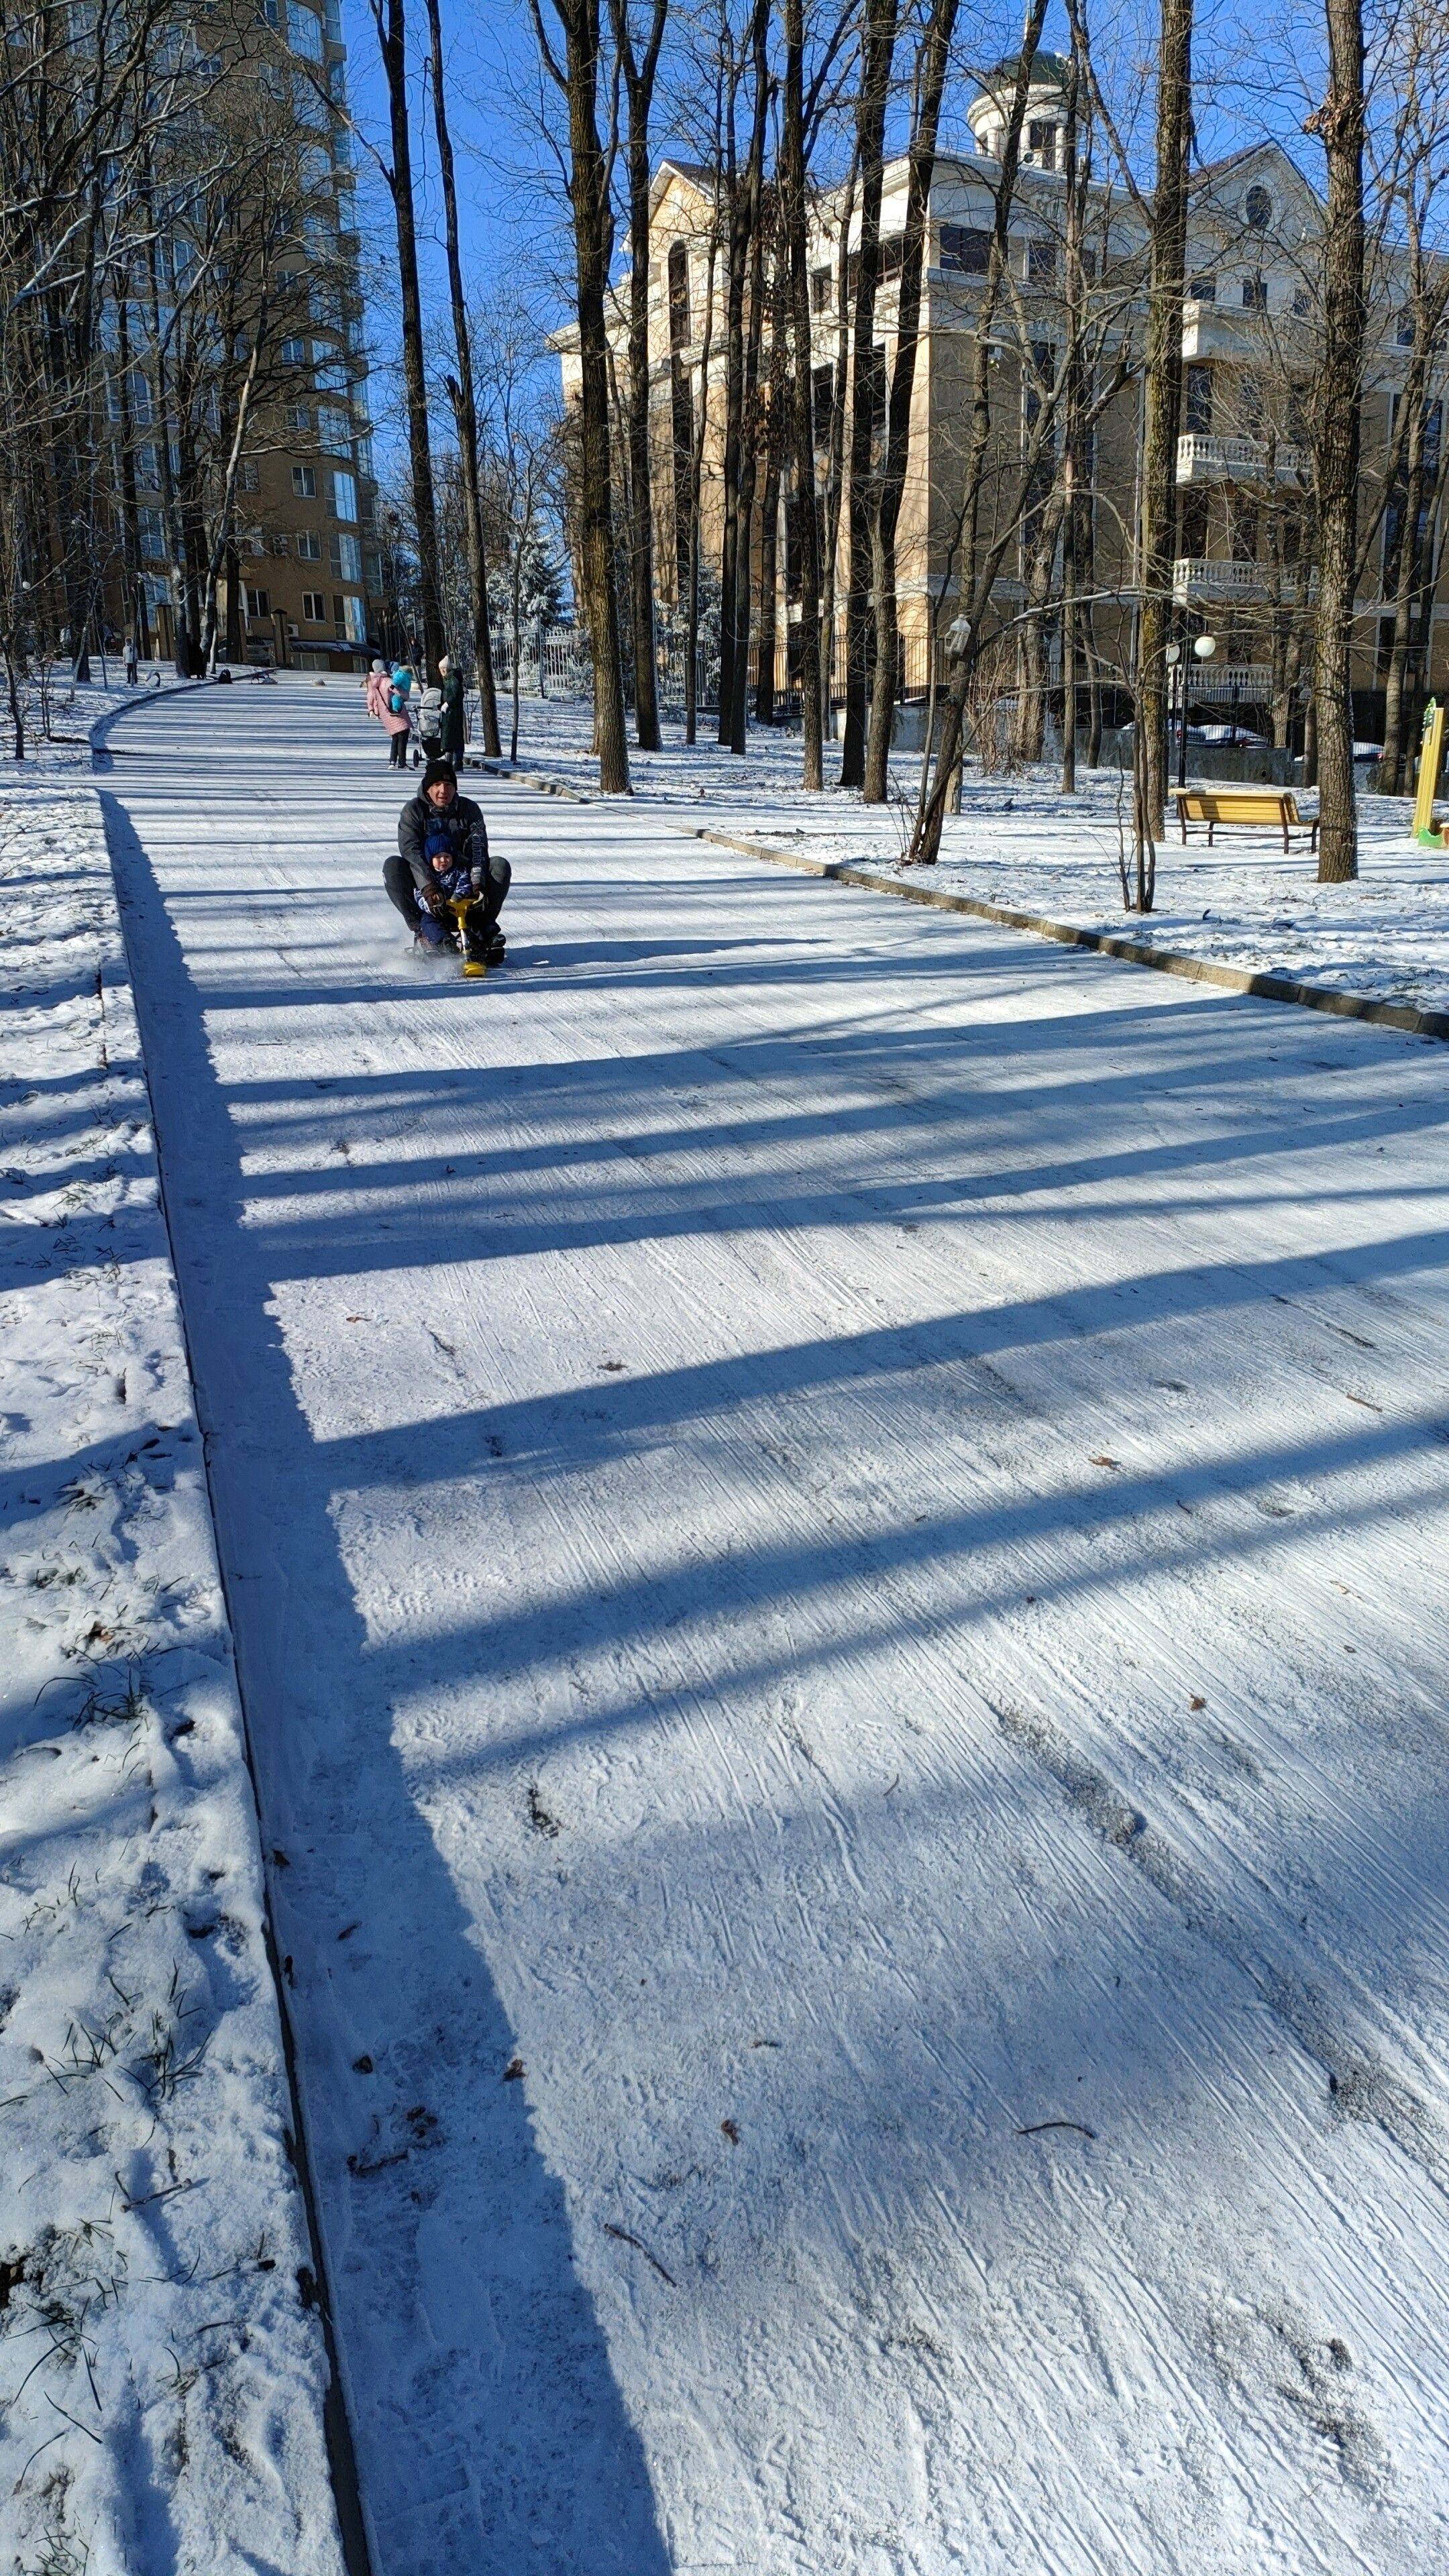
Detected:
left=422, top=756, right=457, bottom=792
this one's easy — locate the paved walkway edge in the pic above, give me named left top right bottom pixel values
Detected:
left=472, top=755, right=1449, bottom=1045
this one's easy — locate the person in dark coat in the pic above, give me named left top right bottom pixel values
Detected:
left=437, top=654, right=466, bottom=763
left=384, top=759, right=510, bottom=963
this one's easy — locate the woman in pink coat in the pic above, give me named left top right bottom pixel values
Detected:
left=365, top=658, right=411, bottom=767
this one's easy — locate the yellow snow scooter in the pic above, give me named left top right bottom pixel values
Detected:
left=449, top=890, right=490, bottom=979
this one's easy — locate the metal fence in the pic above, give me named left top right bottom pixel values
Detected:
left=486, top=616, right=1077, bottom=725
left=487, top=621, right=718, bottom=714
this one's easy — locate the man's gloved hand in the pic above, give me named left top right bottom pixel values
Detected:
left=418, top=883, right=445, bottom=917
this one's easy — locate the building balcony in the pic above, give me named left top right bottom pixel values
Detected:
left=1178, top=663, right=1274, bottom=702
left=1176, top=432, right=1307, bottom=485
left=1173, top=557, right=1311, bottom=603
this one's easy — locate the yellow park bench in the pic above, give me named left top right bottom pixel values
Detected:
left=1173, top=786, right=1319, bottom=855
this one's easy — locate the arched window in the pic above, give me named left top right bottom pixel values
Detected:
left=1244, top=183, right=1272, bottom=233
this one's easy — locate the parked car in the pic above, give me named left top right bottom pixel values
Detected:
left=1195, top=722, right=1269, bottom=747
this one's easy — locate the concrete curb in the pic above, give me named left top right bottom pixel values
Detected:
left=470, top=752, right=1449, bottom=1046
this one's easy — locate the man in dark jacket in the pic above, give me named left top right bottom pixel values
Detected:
left=384, top=759, right=511, bottom=963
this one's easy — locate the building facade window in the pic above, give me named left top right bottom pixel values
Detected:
left=1026, top=237, right=1057, bottom=286
left=1189, top=272, right=1216, bottom=303
left=301, top=591, right=325, bottom=621
left=331, top=468, right=358, bottom=521
left=1244, top=183, right=1272, bottom=231
left=1027, top=118, right=1058, bottom=171
left=245, top=586, right=270, bottom=617
left=138, top=508, right=166, bottom=560
left=1242, top=273, right=1268, bottom=311
left=286, top=0, right=323, bottom=60
left=810, top=264, right=832, bottom=313
left=297, top=529, right=321, bottom=559
left=940, top=223, right=991, bottom=276
left=343, top=596, right=366, bottom=644
left=292, top=464, right=317, bottom=496
left=280, top=337, right=307, bottom=364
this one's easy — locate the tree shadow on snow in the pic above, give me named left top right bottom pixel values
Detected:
left=100, top=789, right=673, bottom=2576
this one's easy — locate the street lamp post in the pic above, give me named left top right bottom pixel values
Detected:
left=1189, top=631, right=1218, bottom=780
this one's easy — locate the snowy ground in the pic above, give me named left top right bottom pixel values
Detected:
left=0, top=733, right=345, bottom=2573
left=484, top=696, right=1449, bottom=1021
left=82, top=672, right=1449, bottom=2574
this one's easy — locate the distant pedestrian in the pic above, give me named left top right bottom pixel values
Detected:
left=391, top=664, right=421, bottom=765
left=416, top=677, right=445, bottom=762
left=437, top=653, right=466, bottom=763
left=366, top=657, right=411, bottom=767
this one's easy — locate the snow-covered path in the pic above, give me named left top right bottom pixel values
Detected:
left=99, top=679, right=1449, bottom=2575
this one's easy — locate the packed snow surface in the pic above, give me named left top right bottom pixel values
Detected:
left=0, top=748, right=345, bottom=2574
left=484, top=696, right=1449, bottom=1019
left=95, top=675, right=1449, bottom=2574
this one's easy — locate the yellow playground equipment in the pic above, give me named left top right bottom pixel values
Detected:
left=1412, top=698, right=1445, bottom=847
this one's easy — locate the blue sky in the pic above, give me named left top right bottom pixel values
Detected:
left=341, top=0, right=1338, bottom=482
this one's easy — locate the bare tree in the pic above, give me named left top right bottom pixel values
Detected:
left=780, top=0, right=824, bottom=786
left=1136, top=0, right=1192, bottom=845
left=1307, top=0, right=1366, bottom=880
left=425, top=0, right=502, bottom=753
left=903, top=5, right=1055, bottom=867
left=533, top=0, right=632, bottom=790
left=838, top=0, right=898, bottom=788
left=862, top=0, right=959, bottom=804
left=609, top=0, right=669, bottom=751
left=370, top=0, right=445, bottom=676
left=716, top=0, right=771, bottom=751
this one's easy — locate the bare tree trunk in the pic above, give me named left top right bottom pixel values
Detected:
left=863, top=0, right=958, bottom=803
left=114, top=293, right=145, bottom=668
left=718, top=0, right=769, bottom=749
left=1136, top=0, right=1192, bottom=843
left=1060, top=17, right=1084, bottom=793
left=755, top=256, right=788, bottom=724
left=839, top=0, right=897, bottom=790
left=1377, top=297, right=1448, bottom=792
left=782, top=0, right=823, bottom=788
left=224, top=543, right=243, bottom=663
left=610, top=0, right=668, bottom=751
left=427, top=0, right=501, bottom=753
left=818, top=161, right=856, bottom=749
left=727, top=4, right=770, bottom=753
left=684, top=218, right=719, bottom=747
left=199, top=331, right=263, bottom=671
left=545, top=0, right=631, bottom=790
left=376, top=0, right=445, bottom=677
left=904, top=2, right=1051, bottom=866
left=1310, top=0, right=1365, bottom=880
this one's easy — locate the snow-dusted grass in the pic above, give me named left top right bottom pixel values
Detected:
left=488, top=695, right=1449, bottom=1019
left=0, top=761, right=345, bottom=2573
